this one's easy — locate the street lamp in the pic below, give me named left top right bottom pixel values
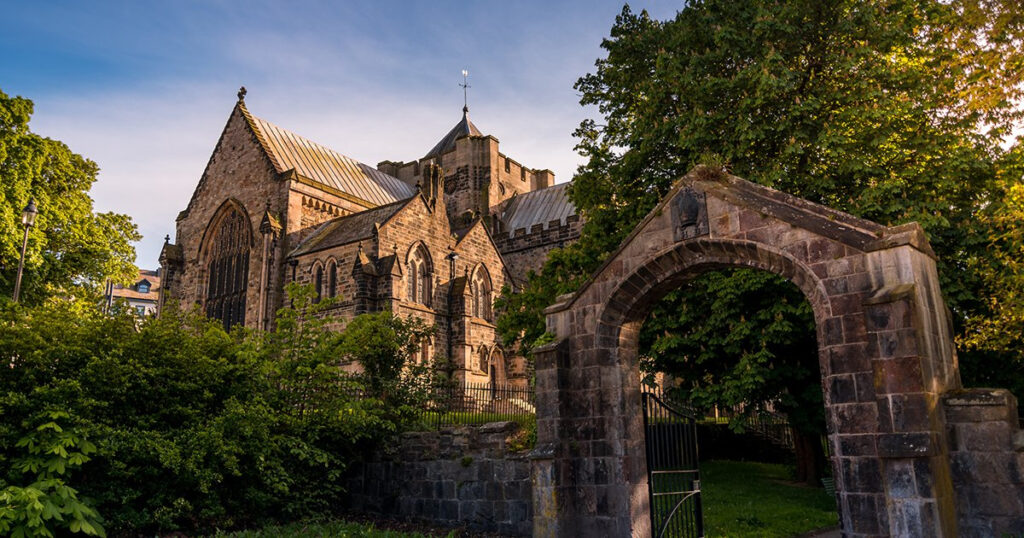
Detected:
left=13, top=198, right=38, bottom=303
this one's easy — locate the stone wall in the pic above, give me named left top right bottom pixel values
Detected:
left=346, top=422, right=533, bottom=536
left=944, top=389, right=1024, bottom=537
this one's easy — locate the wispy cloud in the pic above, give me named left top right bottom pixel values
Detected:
left=6, top=1, right=682, bottom=267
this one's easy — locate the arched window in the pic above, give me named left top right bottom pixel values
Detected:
left=471, top=265, right=493, bottom=321
left=327, top=260, right=337, bottom=298
left=202, top=202, right=252, bottom=331
left=478, top=346, right=489, bottom=374
left=314, top=264, right=324, bottom=303
left=406, top=243, right=433, bottom=306
left=417, top=337, right=431, bottom=366
left=475, top=345, right=488, bottom=372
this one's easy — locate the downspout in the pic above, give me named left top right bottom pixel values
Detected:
left=445, top=251, right=458, bottom=379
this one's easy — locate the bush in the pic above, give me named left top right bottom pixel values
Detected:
left=0, top=286, right=433, bottom=536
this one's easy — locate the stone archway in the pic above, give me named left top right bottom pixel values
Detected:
left=530, top=167, right=986, bottom=537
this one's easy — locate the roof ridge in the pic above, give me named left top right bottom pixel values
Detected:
left=240, top=103, right=415, bottom=205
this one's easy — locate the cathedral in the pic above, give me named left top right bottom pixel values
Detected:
left=159, top=88, right=580, bottom=386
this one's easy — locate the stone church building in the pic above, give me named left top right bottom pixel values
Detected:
left=159, top=89, right=580, bottom=385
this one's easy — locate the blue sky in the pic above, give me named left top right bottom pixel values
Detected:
left=1, top=1, right=682, bottom=267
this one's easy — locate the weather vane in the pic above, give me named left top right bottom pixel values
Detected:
left=460, top=69, right=470, bottom=112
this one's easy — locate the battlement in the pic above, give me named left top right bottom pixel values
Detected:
left=493, top=214, right=582, bottom=277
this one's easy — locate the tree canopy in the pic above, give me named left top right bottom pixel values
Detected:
left=0, top=88, right=139, bottom=304
left=497, top=0, right=1024, bottom=455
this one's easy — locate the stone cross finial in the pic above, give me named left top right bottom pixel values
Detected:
left=237, top=86, right=247, bottom=101
left=164, top=234, right=170, bottom=244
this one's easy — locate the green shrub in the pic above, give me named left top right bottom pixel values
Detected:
left=0, top=286, right=433, bottom=535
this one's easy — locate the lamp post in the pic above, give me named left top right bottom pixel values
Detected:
left=13, top=198, right=38, bottom=303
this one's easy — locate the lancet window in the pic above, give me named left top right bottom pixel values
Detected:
left=471, top=265, right=493, bottom=321
left=327, top=260, right=337, bottom=298
left=407, top=244, right=433, bottom=306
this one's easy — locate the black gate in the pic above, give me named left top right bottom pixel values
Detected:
left=641, top=389, right=704, bottom=538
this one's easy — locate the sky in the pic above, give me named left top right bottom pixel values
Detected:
left=1, top=1, right=683, bottom=268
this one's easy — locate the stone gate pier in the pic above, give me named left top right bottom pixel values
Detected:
left=529, top=166, right=1024, bottom=537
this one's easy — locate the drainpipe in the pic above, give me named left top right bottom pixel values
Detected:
left=288, top=259, right=298, bottom=308
left=445, top=251, right=458, bottom=379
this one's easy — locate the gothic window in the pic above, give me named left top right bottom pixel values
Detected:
left=314, top=264, right=324, bottom=303
left=471, top=265, right=493, bottom=321
left=474, top=346, right=487, bottom=372
left=406, top=244, right=433, bottom=307
left=490, top=348, right=504, bottom=379
left=417, top=337, right=431, bottom=366
left=203, top=203, right=251, bottom=331
left=327, top=260, right=337, bottom=298
left=479, top=347, right=489, bottom=374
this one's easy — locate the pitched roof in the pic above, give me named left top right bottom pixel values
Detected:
left=289, top=198, right=410, bottom=257
left=424, top=107, right=482, bottom=159
left=110, top=269, right=161, bottom=301
left=240, top=104, right=416, bottom=206
left=498, top=182, right=577, bottom=237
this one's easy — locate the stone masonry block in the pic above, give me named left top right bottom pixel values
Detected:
left=828, top=343, right=871, bottom=375
left=878, top=432, right=940, bottom=458
left=844, top=492, right=887, bottom=534
left=883, top=459, right=917, bottom=499
left=873, top=357, right=926, bottom=395
left=828, top=374, right=859, bottom=404
left=832, top=402, right=879, bottom=434
left=842, top=456, right=883, bottom=493
left=958, top=422, right=1012, bottom=452
left=838, top=434, right=879, bottom=457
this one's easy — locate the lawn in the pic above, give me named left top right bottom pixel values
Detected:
left=701, top=460, right=838, bottom=537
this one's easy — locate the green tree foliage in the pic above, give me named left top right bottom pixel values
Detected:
left=338, top=310, right=434, bottom=397
left=0, top=88, right=139, bottom=304
left=0, top=286, right=432, bottom=535
left=496, top=0, right=1024, bottom=481
left=0, top=411, right=105, bottom=537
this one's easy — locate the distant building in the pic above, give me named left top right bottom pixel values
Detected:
left=104, top=269, right=160, bottom=316
left=159, top=90, right=581, bottom=386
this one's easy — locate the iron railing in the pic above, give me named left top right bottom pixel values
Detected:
left=424, top=381, right=536, bottom=429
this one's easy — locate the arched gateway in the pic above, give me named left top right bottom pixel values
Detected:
left=531, top=167, right=1024, bottom=537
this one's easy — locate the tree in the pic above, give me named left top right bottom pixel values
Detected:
left=337, top=309, right=434, bottom=400
left=0, top=88, right=139, bottom=304
left=497, top=0, right=1024, bottom=484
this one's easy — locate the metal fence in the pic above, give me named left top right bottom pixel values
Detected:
left=422, top=381, right=536, bottom=430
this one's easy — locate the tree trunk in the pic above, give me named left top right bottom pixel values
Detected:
left=792, top=427, right=827, bottom=486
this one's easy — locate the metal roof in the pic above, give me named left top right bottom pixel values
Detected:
left=245, top=111, right=416, bottom=206
left=289, top=198, right=410, bottom=257
left=499, top=182, right=577, bottom=237
left=424, top=107, right=482, bottom=159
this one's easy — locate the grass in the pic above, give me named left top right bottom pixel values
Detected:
left=700, top=460, right=838, bottom=537
left=210, top=520, right=453, bottom=537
